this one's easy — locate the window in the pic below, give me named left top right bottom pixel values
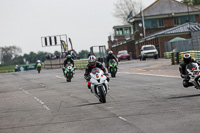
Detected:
left=134, top=22, right=139, bottom=31
left=180, top=16, right=187, bottom=24
left=174, top=17, right=180, bottom=26
left=175, top=15, right=196, bottom=25
left=145, top=19, right=158, bottom=29
left=189, top=15, right=196, bottom=22
left=124, top=27, right=131, bottom=34
left=116, top=28, right=123, bottom=36
left=143, top=46, right=155, bottom=51
left=158, top=18, right=164, bottom=27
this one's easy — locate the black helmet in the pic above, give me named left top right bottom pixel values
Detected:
left=108, top=51, right=113, bottom=56
left=183, top=53, right=191, bottom=64
left=88, top=55, right=96, bottom=67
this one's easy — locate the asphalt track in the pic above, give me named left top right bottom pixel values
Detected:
left=1, top=59, right=200, bottom=133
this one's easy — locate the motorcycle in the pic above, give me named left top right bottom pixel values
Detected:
left=108, top=59, right=117, bottom=77
left=37, top=63, right=42, bottom=73
left=186, top=62, right=200, bottom=89
left=64, top=62, right=74, bottom=82
left=89, top=67, right=109, bottom=103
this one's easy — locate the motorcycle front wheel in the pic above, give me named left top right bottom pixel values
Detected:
left=98, top=86, right=106, bottom=103
left=66, top=72, right=72, bottom=82
left=111, top=68, right=116, bottom=77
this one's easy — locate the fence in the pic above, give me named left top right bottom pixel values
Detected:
left=191, top=31, right=200, bottom=50
left=165, top=39, right=193, bottom=52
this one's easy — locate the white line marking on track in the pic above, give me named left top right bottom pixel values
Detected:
left=119, top=116, right=127, bottom=122
left=20, top=88, right=50, bottom=111
left=56, top=75, right=66, bottom=80
left=118, top=72, right=180, bottom=78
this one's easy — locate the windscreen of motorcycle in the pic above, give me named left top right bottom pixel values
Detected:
left=109, top=59, right=116, bottom=63
left=91, top=68, right=100, bottom=74
left=187, top=63, right=198, bottom=71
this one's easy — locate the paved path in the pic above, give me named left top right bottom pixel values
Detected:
left=1, top=59, right=200, bottom=133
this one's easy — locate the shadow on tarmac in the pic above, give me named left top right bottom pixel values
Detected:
left=167, top=94, right=200, bottom=99
left=76, top=102, right=102, bottom=107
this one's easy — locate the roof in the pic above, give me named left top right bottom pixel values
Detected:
left=132, top=0, right=199, bottom=18
left=192, top=5, right=200, bottom=10
left=189, top=24, right=200, bottom=31
left=138, top=22, right=198, bottom=43
left=113, top=25, right=131, bottom=29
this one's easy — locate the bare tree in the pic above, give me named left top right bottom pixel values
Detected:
left=113, top=0, right=141, bottom=24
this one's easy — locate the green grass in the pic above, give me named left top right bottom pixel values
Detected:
left=0, top=65, right=16, bottom=71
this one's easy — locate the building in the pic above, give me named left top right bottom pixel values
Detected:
left=108, top=25, right=136, bottom=58
left=126, top=0, right=200, bottom=58
left=135, top=22, right=199, bottom=58
left=108, top=0, right=200, bottom=58
left=128, top=0, right=200, bottom=37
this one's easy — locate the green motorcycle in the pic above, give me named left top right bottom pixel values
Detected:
left=37, top=63, right=42, bottom=73
left=108, top=59, right=117, bottom=77
left=64, top=63, right=75, bottom=82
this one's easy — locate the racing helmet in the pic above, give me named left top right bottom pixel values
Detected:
left=108, top=51, right=113, bottom=56
left=183, top=53, right=191, bottom=64
left=88, top=55, right=96, bottom=67
left=37, top=60, right=41, bottom=63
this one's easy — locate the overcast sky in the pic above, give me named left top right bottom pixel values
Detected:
left=0, top=0, right=162, bottom=54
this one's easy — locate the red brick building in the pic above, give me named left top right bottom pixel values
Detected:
left=109, top=0, right=200, bottom=58
left=135, top=22, right=199, bottom=58
left=108, top=25, right=136, bottom=58
left=128, top=0, right=200, bottom=37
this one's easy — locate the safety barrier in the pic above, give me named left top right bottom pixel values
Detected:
left=179, top=51, right=200, bottom=62
left=164, top=51, right=200, bottom=64
left=0, top=64, right=36, bottom=73
left=44, top=58, right=88, bottom=69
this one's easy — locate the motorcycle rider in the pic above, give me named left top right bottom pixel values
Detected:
left=15, top=65, right=18, bottom=72
left=84, top=55, right=109, bottom=89
left=62, top=54, right=75, bottom=75
left=179, top=53, right=200, bottom=88
left=106, top=51, right=118, bottom=68
left=35, top=60, right=42, bottom=66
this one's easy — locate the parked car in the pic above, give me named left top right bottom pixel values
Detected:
left=140, top=45, right=158, bottom=60
left=117, top=50, right=130, bottom=61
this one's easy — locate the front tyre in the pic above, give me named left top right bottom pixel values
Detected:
left=98, top=86, right=106, bottom=103
left=66, top=72, right=72, bottom=82
left=67, top=78, right=71, bottom=82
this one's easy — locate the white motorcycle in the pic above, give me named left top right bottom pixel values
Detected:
left=186, top=62, right=200, bottom=89
left=89, top=67, right=109, bottom=103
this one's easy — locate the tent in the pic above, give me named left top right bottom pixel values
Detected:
left=169, top=37, right=185, bottom=42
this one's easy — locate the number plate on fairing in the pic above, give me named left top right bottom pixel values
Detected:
left=193, top=71, right=199, bottom=75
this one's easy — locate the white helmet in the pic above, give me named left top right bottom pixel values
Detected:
left=37, top=60, right=41, bottom=63
left=88, top=55, right=96, bottom=67
left=108, top=51, right=113, bottom=55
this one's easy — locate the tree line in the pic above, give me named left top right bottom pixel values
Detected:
left=0, top=45, right=90, bottom=66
